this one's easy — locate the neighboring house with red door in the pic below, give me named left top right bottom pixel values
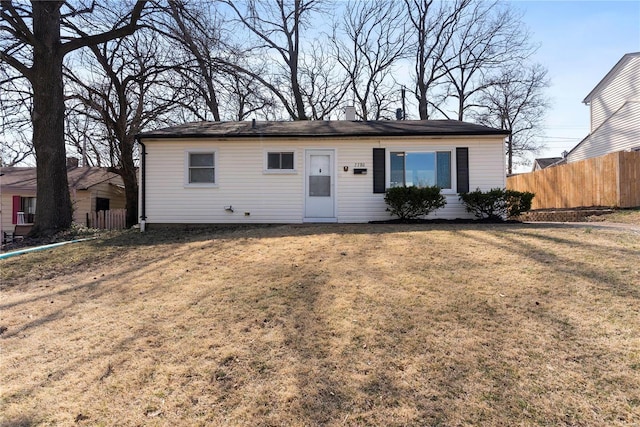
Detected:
left=136, top=119, right=509, bottom=227
left=0, top=160, right=126, bottom=238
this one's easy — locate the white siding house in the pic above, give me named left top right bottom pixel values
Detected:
left=567, top=52, right=640, bottom=162
left=137, top=120, right=508, bottom=226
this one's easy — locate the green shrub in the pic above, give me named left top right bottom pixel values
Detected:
left=459, top=188, right=534, bottom=220
left=384, top=186, right=446, bottom=220
left=505, top=189, right=535, bottom=218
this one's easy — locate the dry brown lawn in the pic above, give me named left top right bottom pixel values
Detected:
left=1, top=223, right=639, bottom=426
left=592, top=208, right=640, bottom=225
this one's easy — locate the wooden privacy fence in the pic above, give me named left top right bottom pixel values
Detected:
left=507, top=151, right=640, bottom=210
left=87, top=209, right=127, bottom=230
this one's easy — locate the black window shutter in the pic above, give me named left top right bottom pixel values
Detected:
left=373, top=148, right=386, bottom=193
left=456, top=147, right=469, bottom=193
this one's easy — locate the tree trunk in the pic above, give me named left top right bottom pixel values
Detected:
left=418, top=83, right=429, bottom=120
left=458, top=89, right=465, bottom=121
left=119, top=137, right=139, bottom=228
left=121, top=168, right=139, bottom=229
left=31, top=2, right=73, bottom=236
left=289, top=55, right=307, bottom=120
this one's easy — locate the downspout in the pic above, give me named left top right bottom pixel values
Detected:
left=136, top=137, right=147, bottom=232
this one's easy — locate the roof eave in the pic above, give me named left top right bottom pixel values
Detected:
left=137, top=130, right=510, bottom=140
left=583, top=52, right=640, bottom=103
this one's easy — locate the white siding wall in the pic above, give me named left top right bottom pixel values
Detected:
left=336, top=137, right=505, bottom=222
left=568, top=101, right=640, bottom=162
left=145, top=139, right=304, bottom=224
left=589, top=56, right=640, bottom=132
left=143, top=136, right=505, bottom=224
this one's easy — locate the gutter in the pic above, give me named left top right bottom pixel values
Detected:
left=138, top=130, right=511, bottom=140
left=136, top=137, right=147, bottom=232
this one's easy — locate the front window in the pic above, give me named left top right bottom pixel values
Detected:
left=96, top=197, right=110, bottom=212
left=390, top=151, right=451, bottom=189
left=267, top=152, right=294, bottom=170
left=188, top=152, right=215, bottom=184
left=21, top=197, right=36, bottom=224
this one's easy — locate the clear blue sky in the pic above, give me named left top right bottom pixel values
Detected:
left=508, top=0, right=640, bottom=170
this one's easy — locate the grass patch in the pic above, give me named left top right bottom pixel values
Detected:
left=589, top=208, right=640, bottom=225
left=1, top=223, right=639, bottom=426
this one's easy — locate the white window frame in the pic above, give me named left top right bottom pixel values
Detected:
left=387, top=149, right=456, bottom=194
left=263, top=149, right=297, bottom=174
left=184, top=149, right=218, bottom=187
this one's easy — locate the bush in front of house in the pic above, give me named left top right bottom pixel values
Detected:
left=459, top=188, right=535, bottom=220
left=505, top=189, right=536, bottom=218
left=384, top=185, right=447, bottom=220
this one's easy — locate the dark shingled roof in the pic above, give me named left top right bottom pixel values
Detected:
left=1, top=166, right=122, bottom=192
left=533, top=157, right=565, bottom=170
left=138, top=120, right=510, bottom=139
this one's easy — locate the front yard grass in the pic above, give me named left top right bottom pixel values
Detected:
left=592, top=207, right=640, bottom=225
left=1, top=223, right=639, bottom=426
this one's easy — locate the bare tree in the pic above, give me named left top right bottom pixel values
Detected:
left=222, top=0, right=325, bottom=120
left=0, top=1, right=147, bottom=236
left=156, top=0, right=274, bottom=122
left=163, top=0, right=225, bottom=121
left=298, top=40, right=350, bottom=120
left=333, top=0, right=407, bottom=120
left=441, top=1, right=535, bottom=121
left=65, top=28, right=179, bottom=227
left=473, top=63, right=550, bottom=174
left=222, top=70, right=278, bottom=121
left=0, top=66, right=33, bottom=166
left=64, top=109, right=106, bottom=167
left=403, top=0, right=472, bottom=120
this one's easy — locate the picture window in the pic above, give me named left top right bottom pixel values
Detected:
left=390, top=151, right=451, bottom=189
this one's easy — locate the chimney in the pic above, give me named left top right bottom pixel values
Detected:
left=66, top=157, right=79, bottom=169
left=344, top=106, right=356, bottom=121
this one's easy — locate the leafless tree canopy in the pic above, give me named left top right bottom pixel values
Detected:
left=1, top=0, right=147, bottom=235
left=1, top=0, right=551, bottom=232
left=474, top=63, right=550, bottom=174
left=333, top=0, right=407, bottom=120
left=65, top=22, right=182, bottom=227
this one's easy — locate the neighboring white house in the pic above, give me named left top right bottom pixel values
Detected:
left=136, top=120, right=508, bottom=226
left=567, top=52, right=640, bottom=162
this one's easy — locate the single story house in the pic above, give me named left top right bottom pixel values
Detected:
left=531, top=156, right=565, bottom=172
left=0, top=161, right=125, bottom=237
left=136, top=120, right=508, bottom=226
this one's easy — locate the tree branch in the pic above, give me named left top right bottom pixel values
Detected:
left=61, top=1, right=147, bottom=55
left=0, top=51, right=33, bottom=81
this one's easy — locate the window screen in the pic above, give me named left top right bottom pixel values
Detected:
left=188, top=152, right=215, bottom=183
left=268, top=152, right=294, bottom=170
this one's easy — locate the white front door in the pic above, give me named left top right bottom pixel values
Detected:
left=305, top=149, right=335, bottom=220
